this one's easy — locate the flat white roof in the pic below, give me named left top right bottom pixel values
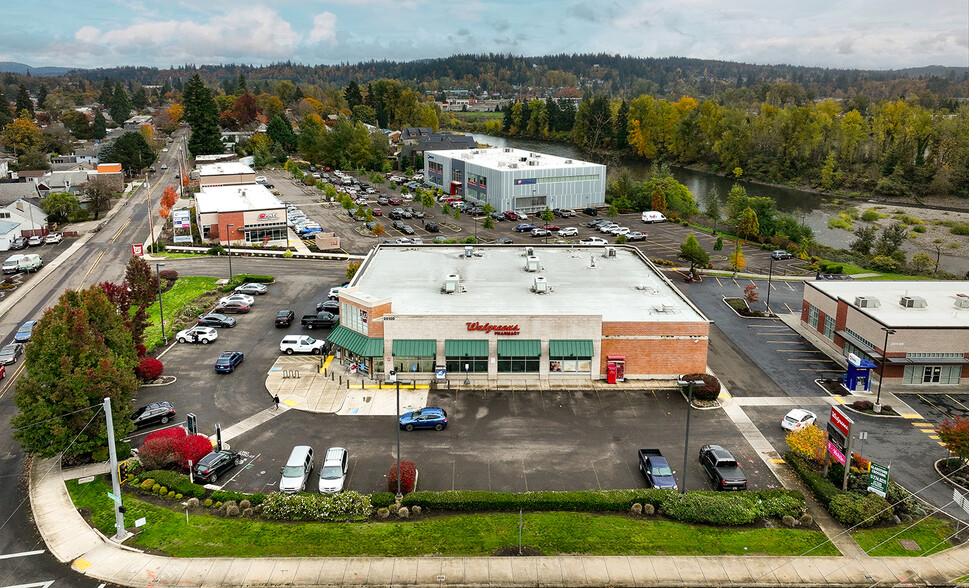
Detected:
left=197, top=162, right=254, bottom=177
left=426, top=147, right=602, bottom=172
left=352, top=246, right=708, bottom=323
left=196, top=184, right=283, bottom=214
left=810, top=280, right=969, bottom=328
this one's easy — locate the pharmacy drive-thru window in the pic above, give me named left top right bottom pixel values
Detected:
left=328, top=245, right=710, bottom=385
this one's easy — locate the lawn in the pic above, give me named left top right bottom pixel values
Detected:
left=839, top=263, right=928, bottom=281
left=68, top=478, right=839, bottom=558
left=142, top=276, right=219, bottom=350
left=852, top=517, right=954, bottom=556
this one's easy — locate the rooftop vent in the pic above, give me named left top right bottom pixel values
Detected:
left=528, top=160, right=538, bottom=166
left=955, top=295, right=969, bottom=309
left=900, top=296, right=927, bottom=308
left=464, top=246, right=474, bottom=258
left=604, top=247, right=617, bottom=258
left=532, top=276, right=548, bottom=293
left=525, top=246, right=535, bottom=257
left=564, top=159, right=573, bottom=164
left=855, top=296, right=880, bottom=308
left=503, top=147, right=512, bottom=152
left=519, top=157, right=527, bottom=162
left=525, top=255, right=541, bottom=272
left=443, top=274, right=460, bottom=294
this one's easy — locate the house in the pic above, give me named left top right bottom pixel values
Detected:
left=0, top=198, right=47, bottom=237
left=399, top=133, right=477, bottom=167
left=36, top=170, right=93, bottom=197
left=123, top=115, right=153, bottom=132
left=399, top=127, right=432, bottom=146
left=0, top=219, right=21, bottom=250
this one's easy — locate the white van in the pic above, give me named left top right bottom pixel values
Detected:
left=642, top=211, right=667, bottom=223
left=279, top=446, right=314, bottom=493
left=19, top=253, right=42, bottom=272
left=3, top=254, right=25, bottom=274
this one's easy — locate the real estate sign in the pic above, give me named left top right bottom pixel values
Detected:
left=867, top=462, right=890, bottom=497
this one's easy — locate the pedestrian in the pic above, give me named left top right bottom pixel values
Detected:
left=273, top=395, right=280, bottom=410
left=193, top=332, right=199, bottom=345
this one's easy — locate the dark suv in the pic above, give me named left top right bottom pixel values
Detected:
left=215, top=351, right=245, bottom=373
left=132, top=401, right=176, bottom=428
left=425, top=221, right=440, bottom=233
left=193, top=449, right=243, bottom=484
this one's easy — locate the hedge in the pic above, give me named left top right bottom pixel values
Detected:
left=133, top=470, right=205, bottom=499
left=211, top=489, right=266, bottom=506
left=260, top=491, right=372, bottom=521
left=661, top=492, right=758, bottom=525
left=370, top=492, right=396, bottom=508
left=785, top=451, right=891, bottom=527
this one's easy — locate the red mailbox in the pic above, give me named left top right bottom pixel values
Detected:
left=606, top=363, right=617, bottom=384
left=606, top=355, right=626, bottom=383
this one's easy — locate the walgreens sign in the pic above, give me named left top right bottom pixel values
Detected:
left=466, top=322, right=520, bottom=336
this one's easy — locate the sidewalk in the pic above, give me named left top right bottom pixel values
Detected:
left=31, top=456, right=969, bottom=587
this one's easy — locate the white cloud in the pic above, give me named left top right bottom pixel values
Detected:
left=308, top=12, right=337, bottom=45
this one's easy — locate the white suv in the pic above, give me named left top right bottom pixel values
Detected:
left=280, top=335, right=328, bottom=355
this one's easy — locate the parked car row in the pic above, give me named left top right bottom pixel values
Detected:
left=278, top=445, right=350, bottom=494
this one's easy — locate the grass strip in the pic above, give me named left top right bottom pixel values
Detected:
left=142, top=276, right=219, bottom=350
left=852, top=517, right=954, bottom=556
left=68, top=478, right=838, bottom=558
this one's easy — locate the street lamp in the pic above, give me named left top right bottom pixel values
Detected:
left=765, top=256, right=774, bottom=315
left=395, top=376, right=402, bottom=501
left=146, top=179, right=156, bottom=255
left=156, top=263, right=167, bottom=344
left=678, top=378, right=705, bottom=494
left=875, top=327, right=896, bottom=412
left=225, top=223, right=235, bottom=280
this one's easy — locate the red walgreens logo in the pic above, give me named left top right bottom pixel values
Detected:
left=466, top=322, right=520, bottom=336
left=829, top=407, right=851, bottom=436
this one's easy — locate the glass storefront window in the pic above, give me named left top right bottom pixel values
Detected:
left=497, top=356, right=540, bottom=373
left=550, top=357, right=592, bottom=373
left=446, top=357, right=488, bottom=373
left=393, top=356, right=435, bottom=373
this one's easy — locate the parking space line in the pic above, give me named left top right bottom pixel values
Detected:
left=786, top=282, right=796, bottom=291
left=217, top=453, right=261, bottom=488
left=946, top=394, right=969, bottom=412
left=714, top=276, right=723, bottom=287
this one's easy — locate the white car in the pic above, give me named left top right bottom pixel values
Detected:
left=557, top=227, right=578, bottom=237
left=234, top=282, right=268, bottom=295
left=219, top=293, right=255, bottom=306
left=328, top=286, right=346, bottom=300
left=45, top=232, right=63, bottom=244
left=176, top=326, right=218, bottom=344
left=515, top=212, right=529, bottom=220
left=610, top=227, right=630, bottom=236
left=279, top=335, right=328, bottom=355
left=579, top=237, right=608, bottom=245
left=781, top=409, right=817, bottom=432
left=255, top=176, right=268, bottom=183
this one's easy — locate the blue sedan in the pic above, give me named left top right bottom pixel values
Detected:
left=399, top=407, right=448, bottom=431
left=215, top=351, right=244, bottom=373
left=14, top=321, right=37, bottom=343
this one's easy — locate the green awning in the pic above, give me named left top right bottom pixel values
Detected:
left=549, top=340, right=594, bottom=358
left=392, top=339, right=436, bottom=357
left=328, top=325, right=384, bottom=357
left=497, top=339, right=541, bottom=357
left=445, top=340, right=489, bottom=357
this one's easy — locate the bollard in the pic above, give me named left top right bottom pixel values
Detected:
left=339, top=376, right=343, bottom=385
left=361, top=380, right=364, bottom=389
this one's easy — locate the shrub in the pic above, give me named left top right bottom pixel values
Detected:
left=782, top=515, right=797, bottom=527
left=204, top=499, right=213, bottom=507
left=799, top=514, right=814, bottom=526
left=852, top=400, right=874, bottom=411
left=151, top=483, right=161, bottom=493
left=828, top=493, right=892, bottom=527
left=785, top=452, right=841, bottom=507
left=861, top=209, right=880, bottom=222
left=211, top=490, right=265, bottom=506
left=370, top=492, right=396, bottom=508
left=134, top=357, right=164, bottom=381
left=411, top=505, right=422, bottom=516
left=642, top=503, right=655, bottom=515
left=135, top=344, right=147, bottom=357
left=949, top=223, right=969, bottom=236
left=207, top=245, right=226, bottom=256
left=631, top=503, right=642, bottom=515
left=139, top=427, right=186, bottom=470
left=138, top=470, right=205, bottom=498
left=388, top=460, right=417, bottom=494
left=174, top=435, right=215, bottom=470
left=402, top=489, right=671, bottom=513
left=167, top=490, right=176, bottom=499
left=912, top=225, right=926, bottom=233
left=377, top=507, right=390, bottom=519
left=186, top=497, right=200, bottom=509
left=140, top=478, right=155, bottom=491
left=239, top=499, right=251, bottom=510
left=159, top=269, right=179, bottom=281
left=397, top=507, right=410, bottom=518
left=661, top=492, right=758, bottom=525
left=871, top=255, right=900, bottom=273
left=242, top=508, right=254, bottom=518
left=158, top=486, right=167, bottom=495
left=282, top=250, right=294, bottom=258
left=226, top=505, right=240, bottom=517
left=261, top=491, right=373, bottom=521
left=679, top=373, right=721, bottom=402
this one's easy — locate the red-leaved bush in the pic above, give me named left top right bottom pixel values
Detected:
left=135, top=357, right=164, bottom=381
left=139, top=427, right=187, bottom=470
left=135, top=343, right=147, bottom=357
left=175, top=435, right=215, bottom=469
left=159, top=269, right=179, bottom=281
left=387, top=459, right=417, bottom=494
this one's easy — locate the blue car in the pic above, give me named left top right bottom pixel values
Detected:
left=14, top=321, right=37, bottom=343
left=399, top=407, right=448, bottom=431
left=214, top=351, right=244, bottom=373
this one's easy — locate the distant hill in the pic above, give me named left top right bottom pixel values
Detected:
left=0, top=61, right=74, bottom=76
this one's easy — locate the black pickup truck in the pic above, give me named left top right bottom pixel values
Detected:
left=300, top=312, right=338, bottom=329
left=698, top=445, right=748, bottom=491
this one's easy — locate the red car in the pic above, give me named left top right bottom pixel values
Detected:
left=372, top=208, right=382, bottom=216
left=389, top=196, right=402, bottom=205
left=542, top=224, right=561, bottom=231
left=503, top=211, right=520, bottom=221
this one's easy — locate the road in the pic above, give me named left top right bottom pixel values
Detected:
left=0, top=133, right=188, bottom=587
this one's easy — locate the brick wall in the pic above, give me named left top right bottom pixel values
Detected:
left=600, top=337, right=707, bottom=376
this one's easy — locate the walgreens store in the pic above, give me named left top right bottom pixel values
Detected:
left=328, top=245, right=710, bottom=384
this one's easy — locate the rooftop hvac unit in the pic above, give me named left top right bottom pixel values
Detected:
left=504, top=147, right=512, bottom=152
left=464, top=246, right=474, bottom=258
left=854, top=296, right=880, bottom=308
left=520, top=157, right=527, bottom=162
left=525, top=256, right=541, bottom=272
left=528, top=160, right=538, bottom=166
left=533, top=276, right=548, bottom=293
left=604, top=247, right=617, bottom=258
left=900, top=296, right=927, bottom=308
left=955, top=296, right=969, bottom=309
left=443, top=274, right=460, bottom=293
left=525, top=246, right=535, bottom=256
left=564, top=159, right=573, bottom=164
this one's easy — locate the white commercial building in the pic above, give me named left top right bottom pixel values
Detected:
left=195, top=184, right=286, bottom=246
left=423, top=148, right=606, bottom=213
left=197, top=162, right=257, bottom=187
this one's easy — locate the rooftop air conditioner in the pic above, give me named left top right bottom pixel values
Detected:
left=533, top=276, right=548, bottom=293
left=528, top=160, right=538, bottom=166
left=504, top=147, right=512, bottom=152
left=526, top=256, right=541, bottom=272
left=855, top=296, right=880, bottom=308
left=604, top=247, right=617, bottom=258
left=464, top=246, right=474, bottom=258
left=525, top=246, right=535, bottom=256
left=955, top=296, right=969, bottom=309
left=520, top=157, right=527, bottom=162
left=564, top=159, right=573, bottom=164
left=443, top=274, right=460, bottom=294
left=900, top=296, right=927, bottom=308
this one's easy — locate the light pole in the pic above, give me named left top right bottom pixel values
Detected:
left=875, top=327, right=896, bottom=412
left=678, top=378, right=705, bottom=494
left=765, top=256, right=774, bottom=315
left=145, top=179, right=156, bottom=255
left=225, top=223, right=235, bottom=280
left=395, top=378, right=402, bottom=501
left=155, top=262, right=167, bottom=344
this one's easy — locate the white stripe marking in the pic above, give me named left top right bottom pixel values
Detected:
left=0, top=550, right=45, bottom=560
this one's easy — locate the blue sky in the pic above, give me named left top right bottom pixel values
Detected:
left=1, top=1, right=966, bottom=70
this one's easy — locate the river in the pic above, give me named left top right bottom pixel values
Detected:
left=466, top=133, right=969, bottom=276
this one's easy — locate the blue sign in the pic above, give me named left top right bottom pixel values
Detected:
left=514, top=178, right=536, bottom=185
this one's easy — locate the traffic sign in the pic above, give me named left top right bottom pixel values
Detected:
left=867, top=462, right=890, bottom=497
left=107, top=492, right=121, bottom=504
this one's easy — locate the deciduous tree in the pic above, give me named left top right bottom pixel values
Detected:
left=2, top=113, right=43, bottom=155
left=936, top=417, right=969, bottom=463
left=786, top=424, right=827, bottom=462
left=679, top=233, right=709, bottom=273
left=82, top=177, right=116, bottom=220
left=41, top=192, right=80, bottom=223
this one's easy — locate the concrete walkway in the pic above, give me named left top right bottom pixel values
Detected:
left=31, top=455, right=969, bottom=587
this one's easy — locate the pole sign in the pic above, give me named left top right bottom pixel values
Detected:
left=132, top=244, right=144, bottom=256
left=867, top=462, right=890, bottom=497
left=829, top=407, right=852, bottom=437
left=827, top=441, right=846, bottom=465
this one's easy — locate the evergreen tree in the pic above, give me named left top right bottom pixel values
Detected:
left=36, top=84, right=49, bottom=111
left=344, top=81, right=364, bottom=109
left=502, top=103, right=514, bottom=132
left=131, top=86, right=148, bottom=110
left=15, top=84, right=34, bottom=117
left=615, top=100, right=629, bottom=149
left=238, top=72, right=247, bottom=94
left=99, top=78, right=113, bottom=106
left=108, top=82, right=131, bottom=125
left=185, top=76, right=224, bottom=156
left=160, top=80, right=172, bottom=97
left=112, top=132, right=155, bottom=175
left=266, top=114, right=296, bottom=151
left=92, top=110, right=107, bottom=140
left=0, top=87, right=12, bottom=128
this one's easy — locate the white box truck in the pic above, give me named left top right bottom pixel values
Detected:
left=2, top=254, right=25, bottom=274
left=19, top=253, right=42, bottom=272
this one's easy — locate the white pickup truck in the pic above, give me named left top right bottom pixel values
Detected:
left=279, top=335, right=328, bottom=355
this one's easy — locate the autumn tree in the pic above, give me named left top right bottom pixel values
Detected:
left=786, top=424, right=827, bottom=462
left=123, top=255, right=158, bottom=345
left=679, top=233, right=709, bottom=273
left=936, top=417, right=969, bottom=464
left=2, top=113, right=44, bottom=156
left=12, top=286, right=139, bottom=460
left=83, top=177, right=117, bottom=220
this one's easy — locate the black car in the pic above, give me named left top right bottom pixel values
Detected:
left=197, top=313, right=237, bottom=328
left=490, top=212, right=504, bottom=221
left=132, top=401, right=176, bottom=428
left=193, top=449, right=243, bottom=484
left=316, top=300, right=340, bottom=314
left=401, top=224, right=415, bottom=235
left=389, top=209, right=404, bottom=220
left=9, top=237, right=27, bottom=250
left=425, top=221, right=440, bottom=233
left=583, top=207, right=598, bottom=216
left=275, top=309, right=295, bottom=327
left=392, top=220, right=406, bottom=231
left=215, top=351, right=244, bottom=373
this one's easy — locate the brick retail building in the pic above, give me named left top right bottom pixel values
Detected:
left=327, top=244, right=710, bottom=384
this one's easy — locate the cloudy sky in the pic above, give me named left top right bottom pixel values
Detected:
left=1, top=0, right=966, bottom=71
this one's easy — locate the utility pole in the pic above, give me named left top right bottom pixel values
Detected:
left=103, top=397, right=130, bottom=541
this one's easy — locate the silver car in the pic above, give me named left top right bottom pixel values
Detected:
left=318, top=447, right=349, bottom=493
left=234, top=283, right=268, bottom=295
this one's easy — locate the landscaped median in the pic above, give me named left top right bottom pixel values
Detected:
left=67, top=474, right=844, bottom=558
